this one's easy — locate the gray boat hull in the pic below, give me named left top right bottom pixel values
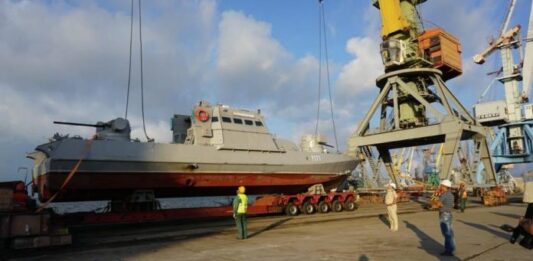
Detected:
left=31, top=138, right=358, bottom=202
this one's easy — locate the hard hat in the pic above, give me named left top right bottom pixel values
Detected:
left=387, top=183, right=396, bottom=189
left=238, top=186, right=246, bottom=194
left=440, top=179, right=452, bottom=188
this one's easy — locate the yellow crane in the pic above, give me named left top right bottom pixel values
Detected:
left=349, top=0, right=496, bottom=190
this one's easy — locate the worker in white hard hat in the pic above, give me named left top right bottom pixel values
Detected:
left=437, top=179, right=455, bottom=256
left=233, top=186, right=248, bottom=239
left=385, top=182, right=398, bottom=232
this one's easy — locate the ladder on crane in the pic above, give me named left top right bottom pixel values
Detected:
left=360, top=146, right=384, bottom=188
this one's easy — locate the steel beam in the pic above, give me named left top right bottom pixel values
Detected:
left=350, top=68, right=496, bottom=187
left=355, top=81, right=392, bottom=136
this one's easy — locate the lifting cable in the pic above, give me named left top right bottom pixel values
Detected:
left=138, top=0, right=151, bottom=141
left=315, top=0, right=339, bottom=151
left=123, top=0, right=151, bottom=141
left=314, top=0, right=322, bottom=137
left=415, top=5, right=425, bottom=32
left=124, top=0, right=134, bottom=119
left=499, top=0, right=516, bottom=36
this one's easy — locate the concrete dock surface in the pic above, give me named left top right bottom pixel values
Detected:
left=10, top=202, right=532, bottom=261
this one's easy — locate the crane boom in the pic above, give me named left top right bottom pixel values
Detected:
left=473, top=25, right=520, bottom=64
left=500, top=0, right=517, bottom=35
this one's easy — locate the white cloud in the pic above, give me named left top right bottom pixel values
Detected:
left=0, top=0, right=217, bottom=181
left=214, top=10, right=323, bottom=127
left=129, top=118, right=172, bottom=143
left=216, top=11, right=292, bottom=102
left=217, top=11, right=288, bottom=72
left=336, top=36, right=383, bottom=103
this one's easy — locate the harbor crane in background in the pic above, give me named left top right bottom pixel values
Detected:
left=348, top=0, right=497, bottom=188
left=473, top=0, right=533, bottom=183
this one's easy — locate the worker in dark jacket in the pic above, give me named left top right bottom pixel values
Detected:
left=233, top=186, right=248, bottom=240
left=510, top=171, right=533, bottom=247
left=438, top=179, right=455, bottom=256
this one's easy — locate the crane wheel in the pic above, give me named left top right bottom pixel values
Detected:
left=285, top=202, right=299, bottom=216
left=302, top=201, right=315, bottom=214
left=344, top=200, right=358, bottom=211
left=318, top=201, right=330, bottom=213
left=332, top=200, right=343, bottom=212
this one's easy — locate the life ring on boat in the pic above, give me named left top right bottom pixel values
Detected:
left=195, top=108, right=210, bottom=122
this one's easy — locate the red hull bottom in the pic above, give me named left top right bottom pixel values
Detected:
left=36, top=172, right=348, bottom=202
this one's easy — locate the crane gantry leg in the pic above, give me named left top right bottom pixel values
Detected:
left=349, top=68, right=497, bottom=188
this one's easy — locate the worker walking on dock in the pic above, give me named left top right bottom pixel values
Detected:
left=233, top=186, right=248, bottom=240
left=385, top=183, right=398, bottom=232
left=458, top=182, right=467, bottom=213
left=438, top=179, right=455, bottom=256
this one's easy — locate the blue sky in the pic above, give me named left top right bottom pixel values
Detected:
left=0, top=0, right=532, bottom=182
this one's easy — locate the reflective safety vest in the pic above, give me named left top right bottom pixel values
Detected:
left=237, top=193, right=248, bottom=214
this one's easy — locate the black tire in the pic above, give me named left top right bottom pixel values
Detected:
left=344, top=200, right=358, bottom=211
left=332, top=200, right=343, bottom=212
left=285, top=202, right=299, bottom=216
left=318, top=201, right=330, bottom=213
left=302, top=201, right=315, bottom=214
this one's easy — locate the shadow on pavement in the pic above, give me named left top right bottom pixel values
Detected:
left=378, top=214, right=390, bottom=228
left=491, top=224, right=514, bottom=233
left=404, top=221, right=444, bottom=258
left=457, top=220, right=510, bottom=239
left=490, top=211, right=521, bottom=219
left=248, top=218, right=292, bottom=239
left=411, top=197, right=430, bottom=207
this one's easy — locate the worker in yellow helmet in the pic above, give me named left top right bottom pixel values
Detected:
left=233, top=186, right=248, bottom=239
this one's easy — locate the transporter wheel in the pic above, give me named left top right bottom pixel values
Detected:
left=285, top=202, right=299, bottom=216
left=344, top=200, right=358, bottom=211
left=318, top=201, right=330, bottom=213
left=302, top=201, right=315, bottom=214
left=332, top=200, right=343, bottom=212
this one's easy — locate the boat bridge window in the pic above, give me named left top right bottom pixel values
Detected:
left=244, top=120, right=253, bottom=125
left=212, top=116, right=219, bottom=122
left=255, top=121, right=263, bottom=127
left=233, top=118, right=243, bottom=124
left=222, top=117, right=231, bottom=123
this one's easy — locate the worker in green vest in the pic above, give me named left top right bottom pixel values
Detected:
left=233, top=186, right=248, bottom=239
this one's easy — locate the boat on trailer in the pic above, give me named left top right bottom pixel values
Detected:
left=28, top=101, right=358, bottom=202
